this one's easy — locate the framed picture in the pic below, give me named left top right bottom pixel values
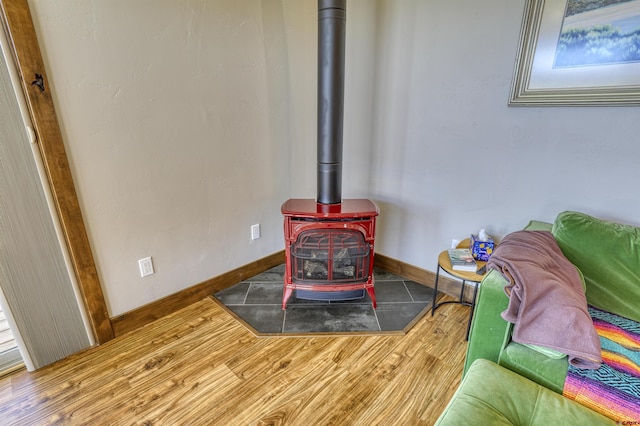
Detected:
left=509, top=0, right=640, bottom=106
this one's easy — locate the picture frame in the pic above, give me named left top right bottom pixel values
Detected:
left=509, top=0, right=640, bottom=106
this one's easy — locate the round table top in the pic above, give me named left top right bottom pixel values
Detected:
left=437, top=238, right=489, bottom=282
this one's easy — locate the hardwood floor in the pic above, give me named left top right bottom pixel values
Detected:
left=0, top=295, right=469, bottom=425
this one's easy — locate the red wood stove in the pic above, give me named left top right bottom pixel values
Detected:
left=282, top=199, right=379, bottom=309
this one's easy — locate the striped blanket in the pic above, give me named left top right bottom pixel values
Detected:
left=563, top=306, right=640, bottom=422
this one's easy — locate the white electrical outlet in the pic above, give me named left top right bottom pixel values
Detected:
left=251, top=224, right=261, bottom=240
left=138, top=257, right=154, bottom=277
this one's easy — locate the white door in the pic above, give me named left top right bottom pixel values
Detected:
left=0, top=23, right=94, bottom=371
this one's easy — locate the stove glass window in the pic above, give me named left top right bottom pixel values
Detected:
left=290, top=229, right=370, bottom=283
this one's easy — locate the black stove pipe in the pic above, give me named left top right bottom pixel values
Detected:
left=317, top=0, right=346, bottom=205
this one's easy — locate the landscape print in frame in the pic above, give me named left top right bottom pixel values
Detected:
left=510, top=0, right=640, bottom=105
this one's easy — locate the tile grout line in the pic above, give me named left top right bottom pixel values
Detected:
left=242, top=282, right=251, bottom=305
left=282, top=308, right=287, bottom=333
left=402, top=280, right=416, bottom=302
left=372, top=306, right=382, bottom=331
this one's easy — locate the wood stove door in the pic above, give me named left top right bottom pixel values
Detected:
left=290, top=228, right=370, bottom=284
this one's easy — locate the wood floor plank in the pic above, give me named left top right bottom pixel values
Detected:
left=218, top=350, right=350, bottom=425
left=0, top=315, right=189, bottom=419
left=0, top=295, right=470, bottom=425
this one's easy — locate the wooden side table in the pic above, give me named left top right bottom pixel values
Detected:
left=431, top=239, right=489, bottom=340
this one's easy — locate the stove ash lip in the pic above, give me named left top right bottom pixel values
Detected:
left=317, top=0, right=346, bottom=205
left=281, top=198, right=379, bottom=219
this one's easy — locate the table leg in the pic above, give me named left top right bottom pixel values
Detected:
left=458, top=279, right=466, bottom=303
left=431, top=265, right=441, bottom=316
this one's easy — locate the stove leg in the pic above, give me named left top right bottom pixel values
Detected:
left=282, top=286, right=293, bottom=310
left=366, top=286, right=377, bottom=309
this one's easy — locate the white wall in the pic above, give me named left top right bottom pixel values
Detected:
left=28, top=0, right=640, bottom=316
left=29, top=0, right=302, bottom=316
left=345, top=0, right=640, bottom=270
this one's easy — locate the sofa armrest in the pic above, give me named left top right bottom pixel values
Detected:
left=463, top=269, right=511, bottom=375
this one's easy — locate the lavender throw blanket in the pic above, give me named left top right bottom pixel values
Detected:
left=487, top=231, right=601, bottom=369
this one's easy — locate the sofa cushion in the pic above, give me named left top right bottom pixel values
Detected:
left=435, top=359, right=616, bottom=425
left=552, top=211, right=640, bottom=323
left=524, top=220, right=553, bottom=231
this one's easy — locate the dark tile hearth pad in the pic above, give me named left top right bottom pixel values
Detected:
left=213, top=264, right=434, bottom=335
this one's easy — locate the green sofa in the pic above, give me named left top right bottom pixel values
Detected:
left=463, top=210, right=640, bottom=393
left=436, top=211, right=639, bottom=424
